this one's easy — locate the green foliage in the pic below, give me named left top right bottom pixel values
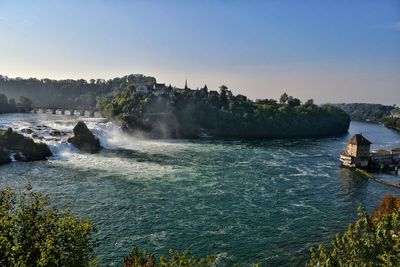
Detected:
left=279, top=93, right=289, bottom=104
left=123, top=246, right=216, bottom=267
left=307, top=206, right=400, bottom=266
left=19, top=95, right=33, bottom=108
left=334, top=103, right=395, bottom=122
left=159, top=250, right=216, bottom=267
left=0, top=185, right=97, bottom=267
left=0, top=74, right=156, bottom=109
left=100, top=85, right=350, bottom=138
left=0, top=93, right=17, bottom=114
left=384, top=117, right=400, bottom=132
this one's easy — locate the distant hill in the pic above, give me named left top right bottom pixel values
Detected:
left=333, top=103, right=395, bottom=122
left=0, top=74, right=156, bottom=109
left=333, top=103, right=400, bottom=132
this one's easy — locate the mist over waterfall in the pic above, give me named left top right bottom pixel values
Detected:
left=0, top=113, right=134, bottom=158
left=0, top=113, right=189, bottom=164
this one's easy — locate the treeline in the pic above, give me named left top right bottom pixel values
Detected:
left=334, top=103, right=400, bottom=132
left=0, top=74, right=155, bottom=109
left=0, top=93, right=32, bottom=114
left=384, top=117, right=400, bottom=132
left=99, top=85, right=350, bottom=138
left=333, top=103, right=395, bottom=122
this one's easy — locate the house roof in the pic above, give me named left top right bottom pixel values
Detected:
left=347, top=134, right=372, bottom=145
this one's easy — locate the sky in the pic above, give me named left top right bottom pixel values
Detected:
left=0, top=0, right=399, bottom=104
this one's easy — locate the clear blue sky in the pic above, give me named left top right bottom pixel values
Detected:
left=0, top=0, right=399, bottom=104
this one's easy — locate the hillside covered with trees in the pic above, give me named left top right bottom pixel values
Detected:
left=334, top=103, right=400, bottom=132
left=333, top=103, right=396, bottom=122
left=99, top=85, right=350, bottom=139
left=0, top=74, right=155, bottom=109
left=0, top=93, right=32, bottom=114
left=384, top=117, right=400, bottom=132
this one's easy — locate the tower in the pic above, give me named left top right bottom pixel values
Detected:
left=184, top=79, right=188, bottom=90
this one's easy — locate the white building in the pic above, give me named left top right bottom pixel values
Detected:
left=136, top=85, right=148, bottom=94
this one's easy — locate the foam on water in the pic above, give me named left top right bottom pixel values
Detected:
left=1, top=114, right=400, bottom=266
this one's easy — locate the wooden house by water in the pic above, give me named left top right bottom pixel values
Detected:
left=340, top=133, right=399, bottom=174
left=340, top=134, right=371, bottom=167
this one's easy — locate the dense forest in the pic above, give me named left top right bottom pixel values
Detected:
left=0, top=93, right=32, bottom=114
left=0, top=74, right=155, bottom=109
left=384, top=117, right=400, bottom=132
left=334, top=103, right=400, bottom=132
left=99, top=85, right=350, bottom=138
left=333, top=103, right=396, bottom=122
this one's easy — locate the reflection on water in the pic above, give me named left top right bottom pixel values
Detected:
left=339, top=168, right=369, bottom=194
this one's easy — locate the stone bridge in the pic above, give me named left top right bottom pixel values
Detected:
left=29, top=107, right=99, bottom=117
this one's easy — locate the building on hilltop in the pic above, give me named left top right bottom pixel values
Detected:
left=340, top=134, right=371, bottom=167
left=184, top=79, right=188, bottom=90
left=136, top=85, right=148, bottom=94
left=153, top=83, right=166, bottom=90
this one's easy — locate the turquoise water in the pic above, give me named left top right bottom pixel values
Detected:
left=1, top=114, right=400, bottom=266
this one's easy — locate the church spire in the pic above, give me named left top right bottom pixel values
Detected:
left=184, top=78, right=188, bottom=90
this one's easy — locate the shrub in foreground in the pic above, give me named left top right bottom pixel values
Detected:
left=307, top=195, right=400, bottom=266
left=0, top=185, right=97, bottom=267
left=123, top=246, right=217, bottom=267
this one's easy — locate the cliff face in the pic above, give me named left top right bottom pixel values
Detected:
left=121, top=108, right=350, bottom=139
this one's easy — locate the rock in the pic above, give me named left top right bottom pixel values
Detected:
left=31, top=132, right=44, bottom=140
left=50, top=130, right=65, bottom=137
left=0, top=128, right=52, bottom=163
left=67, top=121, right=102, bottom=153
left=13, top=152, right=24, bottom=161
left=21, top=128, right=34, bottom=134
left=0, top=148, right=11, bottom=165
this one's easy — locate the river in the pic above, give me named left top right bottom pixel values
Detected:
left=1, top=113, right=400, bottom=266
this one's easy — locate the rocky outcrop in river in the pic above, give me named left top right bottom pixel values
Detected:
left=0, top=128, right=53, bottom=164
left=0, top=148, right=11, bottom=165
left=68, top=121, right=102, bottom=153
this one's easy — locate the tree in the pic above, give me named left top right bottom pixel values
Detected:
left=304, top=99, right=314, bottom=106
left=307, top=198, right=400, bottom=266
left=372, top=195, right=400, bottom=220
left=0, top=185, right=97, bottom=267
left=279, top=93, right=288, bottom=104
left=18, top=96, right=33, bottom=108
left=123, top=246, right=216, bottom=267
left=287, top=96, right=301, bottom=107
left=8, top=98, right=16, bottom=109
left=0, top=93, right=8, bottom=106
left=219, top=85, right=229, bottom=109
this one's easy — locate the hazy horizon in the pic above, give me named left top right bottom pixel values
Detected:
left=1, top=0, right=399, bottom=105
